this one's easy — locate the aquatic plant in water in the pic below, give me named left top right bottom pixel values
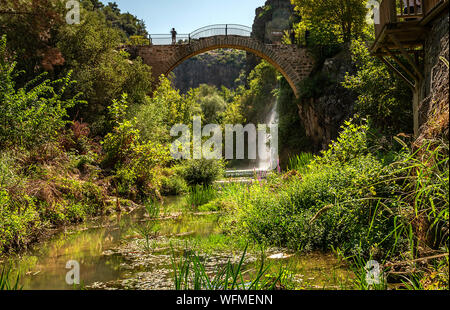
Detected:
left=171, top=244, right=286, bottom=290
left=0, top=264, right=22, bottom=290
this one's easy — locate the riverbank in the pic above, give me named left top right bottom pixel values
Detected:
left=1, top=195, right=354, bottom=290
left=212, top=121, right=449, bottom=290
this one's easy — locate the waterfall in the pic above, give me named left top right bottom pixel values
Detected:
left=257, top=98, right=279, bottom=171
left=224, top=97, right=279, bottom=178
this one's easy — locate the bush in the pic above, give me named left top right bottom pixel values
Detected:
left=0, top=190, right=39, bottom=253
left=219, top=120, right=407, bottom=257
left=0, top=36, right=83, bottom=150
left=160, top=175, right=189, bottom=196
left=181, top=159, right=224, bottom=186
left=101, top=94, right=172, bottom=199
left=342, top=39, right=413, bottom=134
left=313, top=119, right=369, bottom=165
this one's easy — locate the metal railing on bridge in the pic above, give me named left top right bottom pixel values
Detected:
left=148, top=24, right=252, bottom=45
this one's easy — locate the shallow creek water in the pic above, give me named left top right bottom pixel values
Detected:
left=1, top=196, right=354, bottom=290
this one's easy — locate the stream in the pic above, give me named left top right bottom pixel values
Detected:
left=1, top=196, right=354, bottom=290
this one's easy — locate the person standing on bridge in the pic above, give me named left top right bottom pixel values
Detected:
left=171, top=28, right=177, bottom=45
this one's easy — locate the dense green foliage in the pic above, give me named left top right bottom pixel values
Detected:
left=217, top=120, right=448, bottom=264
left=0, top=36, right=167, bottom=253
left=0, top=0, right=153, bottom=133
left=132, top=76, right=201, bottom=144
left=0, top=37, right=81, bottom=149
left=292, top=0, right=369, bottom=44
left=239, top=61, right=278, bottom=124
left=0, top=0, right=448, bottom=291
left=180, top=159, right=225, bottom=187
left=80, top=1, right=148, bottom=40
left=57, top=10, right=153, bottom=128
left=101, top=94, right=172, bottom=199
left=343, top=39, right=413, bottom=134
left=196, top=85, right=228, bottom=124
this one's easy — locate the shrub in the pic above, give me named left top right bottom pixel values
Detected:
left=342, top=39, right=413, bottom=134
left=161, top=175, right=189, bottom=196
left=181, top=159, right=224, bottom=186
left=102, top=94, right=172, bottom=199
left=219, top=120, right=407, bottom=257
left=0, top=190, right=39, bottom=253
left=0, top=35, right=83, bottom=150
left=313, top=119, right=369, bottom=165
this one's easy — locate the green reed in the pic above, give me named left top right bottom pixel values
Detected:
left=186, top=185, right=217, bottom=209
left=171, top=244, right=284, bottom=290
left=0, top=264, right=22, bottom=290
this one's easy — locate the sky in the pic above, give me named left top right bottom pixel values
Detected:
left=100, top=0, right=267, bottom=34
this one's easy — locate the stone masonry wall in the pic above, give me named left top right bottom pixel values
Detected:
left=418, top=11, right=449, bottom=140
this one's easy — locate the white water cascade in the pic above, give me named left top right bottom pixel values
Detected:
left=257, top=99, right=279, bottom=171
left=224, top=98, right=279, bottom=178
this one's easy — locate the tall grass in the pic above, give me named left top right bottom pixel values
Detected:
left=340, top=138, right=449, bottom=289
left=136, top=200, right=160, bottom=253
left=171, top=245, right=284, bottom=290
left=144, top=198, right=160, bottom=219
left=0, top=264, right=22, bottom=290
left=347, top=255, right=388, bottom=290
left=186, top=185, right=217, bottom=209
left=134, top=222, right=159, bottom=253
left=374, top=139, right=449, bottom=256
left=287, top=153, right=314, bottom=172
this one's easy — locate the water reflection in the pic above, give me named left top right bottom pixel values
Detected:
left=1, top=196, right=353, bottom=290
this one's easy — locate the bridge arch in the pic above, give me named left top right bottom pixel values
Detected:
left=126, top=26, right=314, bottom=98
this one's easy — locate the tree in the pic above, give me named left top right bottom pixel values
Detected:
left=101, top=1, right=148, bottom=40
left=342, top=39, right=413, bottom=134
left=0, top=35, right=83, bottom=149
left=195, top=85, right=227, bottom=124
left=292, top=0, right=368, bottom=44
left=57, top=10, right=153, bottom=128
left=132, top=76, right=201, bottom=144
left=80, top=0, right=104, bottom=10
left=240, top=60, right=278, bottom=124
left=0, top=0, right=66, bottom=83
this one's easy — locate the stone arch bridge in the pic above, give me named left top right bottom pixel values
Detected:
left=124, top=25, right=314, bottom=97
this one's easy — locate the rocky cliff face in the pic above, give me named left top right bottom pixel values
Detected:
left=172, top=49, right=246, bottom=93
left=296, top=48, right=357, bottom=151
left=247, top=0, right=297, bottom=72
left=252, top=0, right=295, bottom=43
